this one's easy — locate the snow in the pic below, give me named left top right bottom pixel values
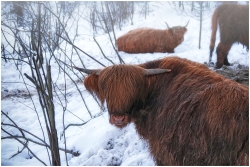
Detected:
left=1, top=1, right=248, bottom=166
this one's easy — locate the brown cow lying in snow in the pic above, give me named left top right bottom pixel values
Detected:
left=73, top=56, right=249, bottom=165
left=116, top=21, right=189, bottom=53
left=209, top=4, right=249, bottom=68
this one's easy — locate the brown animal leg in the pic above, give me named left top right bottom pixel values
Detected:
left=216, top=42, right=232, bottom=69
left=223, top=56, right=230, bottom=66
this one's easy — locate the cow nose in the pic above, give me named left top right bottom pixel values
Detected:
left=113, top=115, right=125, bottom=125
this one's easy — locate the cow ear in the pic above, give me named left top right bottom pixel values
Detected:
left=144, top=68, right=171, bottom=76
left=165, top=22, right=174, bottom=34
left=84, top=74, right=100, bottom=95
left=169, top=28, right=173, bottom=35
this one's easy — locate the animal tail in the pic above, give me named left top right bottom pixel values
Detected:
left=209, top=6, right=219, bottom=62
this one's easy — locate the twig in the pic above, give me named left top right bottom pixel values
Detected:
left=96, top=9, right=125, bottom=64
left=1, top=128, right=47, bottom=166
left=62, top=61, right=69, bottom=165
left=93, top=37, right=115, bottom=65
left=1, top=28, right=52, bottom=161
left=64, top=121, right=90, bottom=131
left=1, top=111, right=29, bottom=159
left=2, top=122, right=80, bottom=157
left=55, top=33, right=106, bottom=67
left=24, top=73, right=50, bottom=99
left=9, top=146, right=26, bottom=160
left=49, top=54, right=93, bottom=118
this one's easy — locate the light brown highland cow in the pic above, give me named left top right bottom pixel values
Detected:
left=209, top=4, right=249, bottom=68
left=116, top=21, right=189, bottom=53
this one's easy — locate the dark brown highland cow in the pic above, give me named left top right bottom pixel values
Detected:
left=209, top=4, right=249, bottom=68
left=116, top=21, right=189, bottom=53
left=73, top=56, right=249, bottom=165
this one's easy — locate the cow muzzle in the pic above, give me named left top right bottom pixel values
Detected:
left=109, top=114, right=131, bottom=128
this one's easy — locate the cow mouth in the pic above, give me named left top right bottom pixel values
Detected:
left=114, top=122, right=124, bottom=126
left=114, top=122, right=128, bottom=128
left=112, top=120, right=128, bottom=128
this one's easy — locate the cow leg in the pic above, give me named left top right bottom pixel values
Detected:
left=223, top=56, right=230, bottom=66
left=215, top=42, right=232, bottom=69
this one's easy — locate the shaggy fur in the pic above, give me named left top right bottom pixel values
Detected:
left=116, top=26, right=187, bottom=53
left=83, top=56, right=249, bottom=165
left=209, top=4, right=249, bottom=68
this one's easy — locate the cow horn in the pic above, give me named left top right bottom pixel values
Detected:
left=165, top=22, right=170, bottom=29
left=144, top=68, right=171, bottom=76
left=184, top=20, right=190, bottom=27
left=72, top=66, right=102, bottom=75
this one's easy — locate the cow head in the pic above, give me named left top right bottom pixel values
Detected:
left=165, top=20, right=189, bottom=43
left=73, top=65, right=171, bottom=128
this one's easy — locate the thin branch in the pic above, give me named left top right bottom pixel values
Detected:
left=55, top=33, right=106, bottom=67
left=96, top=8, right=124, bottom=64
left=9, top=146, right=26, bottom=160
left=1, top=111, right=29, bottom=159
left=1, top=28, right=52, bottom=161
left=1, top=128, right=47, bottom=166
left=2, top=123, right=80, bottom=156
left=93, top=36, right=115, bottom=65
left=40, top=2, right=99, bottom=68
left=24, top=73, right=50, bottom=99
left=43, top=46, right=93, bottom=118
left=64, top=121, right=90, bottom=131
left=62, top=60, right=69, bottom=165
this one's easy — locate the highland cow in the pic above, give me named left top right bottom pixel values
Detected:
left=73, top=56, right=249, bottom=166
left=116, top=21, right=189, bottom=53
left=209, top=4, right=249, bottom=68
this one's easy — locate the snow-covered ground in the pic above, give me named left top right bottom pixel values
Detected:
left=1, top=2, right=248, bottom=166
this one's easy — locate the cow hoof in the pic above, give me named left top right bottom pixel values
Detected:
left=215, top=63, right=223, bottom=69
left=208, top=61, right=214, bottom=66
left=224, top=63, right=231, bottom=66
